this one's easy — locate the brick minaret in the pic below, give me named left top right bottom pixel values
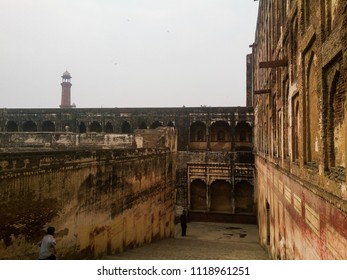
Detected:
left=60, top=70, right=73, bottom=108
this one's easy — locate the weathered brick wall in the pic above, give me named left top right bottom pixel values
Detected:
left=256, top=156, right=347, bottom=259
left=0, top=148, right=175, bottom=259
left=252, top=0, right=347, bottom=259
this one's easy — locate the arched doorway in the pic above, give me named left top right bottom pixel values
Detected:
left=189, top=121, right=207, bottom=150
left=235, top=121, right=252, bottom=151
left=190, top=179, right=207, bottom=211
left=210, top=180, right=232, bottom=212
left=234, top=180, right=254, bottom=213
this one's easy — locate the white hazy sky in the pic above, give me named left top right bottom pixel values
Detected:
left=0, top=0, right=258, bottom=108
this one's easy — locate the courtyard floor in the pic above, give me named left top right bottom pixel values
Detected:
left=103, top=222, right=270, bottom=260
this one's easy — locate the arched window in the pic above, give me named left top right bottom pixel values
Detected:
left=190, top=121, right=206, bottom=142
left=105, top=122, right=113, bottom=133
left=79, top=122, right=87, bottom=133
left=210, top=121, right=231, bottom=142
left=121, top=121, right=131, bottom=133
left=235, top=122, right=252, bottom=142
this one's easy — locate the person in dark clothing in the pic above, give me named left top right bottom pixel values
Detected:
left=180, top=210, right=187, bottom=236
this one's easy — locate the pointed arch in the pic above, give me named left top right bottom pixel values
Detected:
left=190, top=121, right=206, bottom=142
left=189, top=121, right=207, bottom=150
left=210, top=121, right=231, bottom=142
left=121, top=121, right=131, bottom=133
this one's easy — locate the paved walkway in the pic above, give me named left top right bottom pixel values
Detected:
left=103, top=222, right=270, bottom=260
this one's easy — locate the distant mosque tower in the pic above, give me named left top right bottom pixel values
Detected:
left=60, top=70, right=74, bottom=108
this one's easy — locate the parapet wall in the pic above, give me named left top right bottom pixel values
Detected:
left=0, top=148, right=176, bottom=259
left=0, top=127, right=176, bottom=152
left=0, top=132, right=135, bottom=151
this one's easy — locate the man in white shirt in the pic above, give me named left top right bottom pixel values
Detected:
left=38, top=226, right=57, bottom=260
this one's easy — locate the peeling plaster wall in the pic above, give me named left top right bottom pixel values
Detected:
left=0, top=133, right=136, bottom=151
left=0, top=148, right=175, bottom=259
left=256, top=156, right=347, bottom=259
left=252, top=0, right=347, bottom=259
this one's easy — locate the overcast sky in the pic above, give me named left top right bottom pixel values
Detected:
left=0, top=0, right=258, bottom=108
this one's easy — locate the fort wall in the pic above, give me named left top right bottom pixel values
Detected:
left=0, top=146, right=176, bottom=259
left=0, top=106, right=255, bottom=258
left=252, top=0, right=347, bottom=259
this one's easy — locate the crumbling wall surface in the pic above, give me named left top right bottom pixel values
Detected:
left=134, top=127, right=177, bottom=152
left=0, top=148, right=175, bottom=259
left=0, top=132, right=136, bottom=151
left=256, top=156, right=347, bottom=260
left=252, top=0, right=347, bottom=259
